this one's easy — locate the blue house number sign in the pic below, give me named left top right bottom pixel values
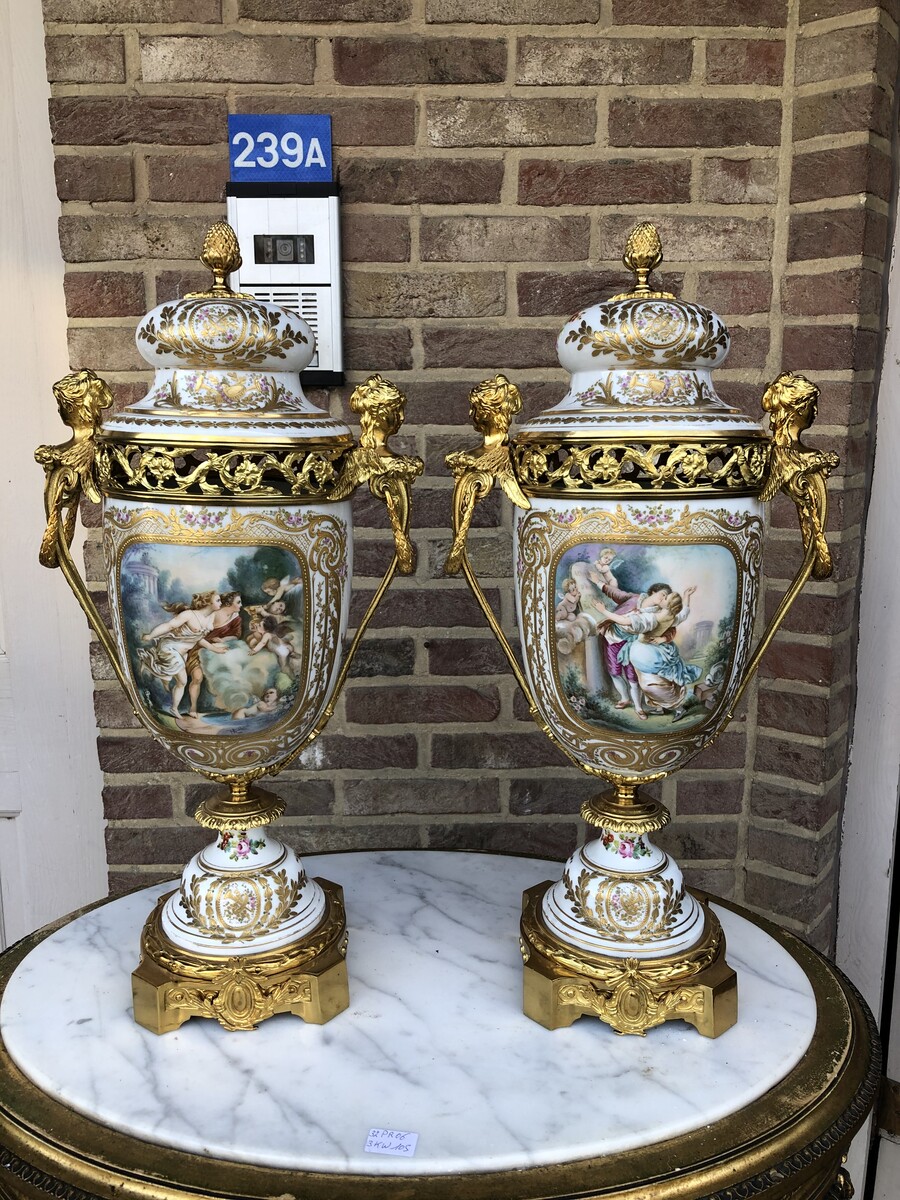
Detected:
left=228, top=114, right=333, bottom=183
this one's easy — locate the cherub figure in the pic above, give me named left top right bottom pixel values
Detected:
left=444, top=375, right=531, bottom=575
left=760, top=372, right=839, bottom=579
left=35, top=369, right=113, bottom=568
left=232, top=686, right=282, bottom=721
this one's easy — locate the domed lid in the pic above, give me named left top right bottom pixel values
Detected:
left=519, top=223, right=764, bottom=442
left=101, top=222, right=350, bottom=446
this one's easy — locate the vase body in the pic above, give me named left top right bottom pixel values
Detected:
left=103, top=497, right=350, bottom=775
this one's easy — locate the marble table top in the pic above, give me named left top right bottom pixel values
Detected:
left=0, top=850, right=817, bottom=1177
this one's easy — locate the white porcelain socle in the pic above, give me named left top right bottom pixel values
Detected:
left=1, top=852, right=818, bottom=1177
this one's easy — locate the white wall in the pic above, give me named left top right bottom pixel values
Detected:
left=0, top=0, right=107, bottom=942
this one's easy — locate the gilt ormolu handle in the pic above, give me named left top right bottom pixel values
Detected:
left=269, top=374, right=424, bottom=776
left=723, top=370, right=839, bottom=726
left=35, top=369, right=131, bottom=695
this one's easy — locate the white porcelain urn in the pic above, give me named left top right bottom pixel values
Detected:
left=446, top=222, right=838, bottom=1038
left=36, top=222, right=422, bottom=1034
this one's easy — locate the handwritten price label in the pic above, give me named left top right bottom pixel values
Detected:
left=364, top=1128, right=419, bottom=1158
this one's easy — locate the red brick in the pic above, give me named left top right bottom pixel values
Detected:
left=343, top=325, right=413, bottom=371
left=146, top=155, right=228, bottom=203
left=795, top=22, right=893, bottom=86
left=49, top=98, right=224, bottom=147
left=801, top=0, right=900, bottom=22
left=509, top=777, right=597, bottom=816
left=517, top=37, right=691, bottom=85
left=683, top=868, right=737, bottom=900
left=517, top=268, right=684, bottom=316
left=706, top=38, right=785, bottom=85
left=726, top=325, right=770, bottom=368
left=103, top=785, right=173, bottom=820
left=60, top=215, right=212, bottom=263
left=433, top=731, right=569, bottom=770
left=186, top=779, right=334, bottom=818
left=106, top=825, right=209, bottom=866
left=339, top=158, right=503, bottom=205
left=676, top=778, right=744, bottom=816
left=423, top=326, right=558, bottom=369
left=425, top=533, right=512, bottom=579
left=238, top=97, right=416, bottom=146
left=599, top=213, right=772, bottom=262
left=283, top=825, right=422, bottom=853
left=68, top=327, right=145, bottom=372
left=428, top=99, right=596, bottom=147
left=748, top=824, right=838, bottom=877
left=694, top=731, right=747, bottom=771
left=54, top=155, right=134, bottom=202
left=345, top=778, right=500, bottom=816
left=782, top=323, right=866, bottom=371
left=64, top=272, right=145, bottom=319
left=239, top=0, right=410, bottom=17
left=425, top=821, right=577, bottom=859
left=788, top=208, right=888, bottom=262
left=699, top=156, right=779, bottom=204
left=658, top=820, right=739, bottom=862
left=790, top=144, right=892, bottom=204
left=613, top=0, right=787, bottom=23
left=98, top=736, right=176, bottom=774
left=155, top=270, right=208, bottom=303
left=334, top=37, right=505, bottom=86
left=744, top=869, right=836, bottom=926
left=346, top=684, right=500, bottom=724
left=759, top=638, right=846, bottom=687
left=794, top=85, right=892, bottom=142
left=347, top=637, right=416, bottom=677
left=749, top=778, right=842, bottom=830
left=94, top=689, right=140, bottom=730
left=782, top=269, right=880, bottom=316
left=610, top=98, right=781, bottom=148
left=427, top=637, right=511, bottom=676
left=758, top=684, right=851, bottom=737
left=45, top=0, right=220, bottom=16
left=45, top=35, right=125, bottom=83
left=427, top=0, right=598, bottom=19
left=140, top=35, right=314, bottom=83
left=518, top=158, right=691, bottom=206
left=344, top=270, right=504, bottom=318
left=698, top=271, right=772, bottom=315
left=342, top=214, right=410, bottom=263
left=421, top=216, right=589, bottom=263
left=300, top=733, right=418, bottom=770
left=350, top=585, right=502, bottom=628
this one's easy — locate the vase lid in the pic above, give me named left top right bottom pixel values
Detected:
left=101, top=222, right=351, bottom=446
left=518, top=223, right=764, bottom=443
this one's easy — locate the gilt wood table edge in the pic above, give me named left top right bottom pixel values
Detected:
left=0, top=866, right=880, bottom=1200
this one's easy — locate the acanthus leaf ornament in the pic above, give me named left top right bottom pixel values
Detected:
left=37, top=222, right=422, bottom=1035
left=446, top=222, right=837, bottom=1039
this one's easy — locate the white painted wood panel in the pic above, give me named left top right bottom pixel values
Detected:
left=0, top=0, right=107, bottom=946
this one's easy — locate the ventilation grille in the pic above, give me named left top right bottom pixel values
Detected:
left=244, top=286, right=320, bottom=367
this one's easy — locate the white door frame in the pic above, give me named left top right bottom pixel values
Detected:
left=0, top=0, right=107, bottom=945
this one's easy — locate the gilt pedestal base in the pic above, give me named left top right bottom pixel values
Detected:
left=132, top=877, right=349, bottom=1034
left=521, top=882, right=737, bottom=1037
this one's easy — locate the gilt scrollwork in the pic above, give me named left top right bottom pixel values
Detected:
left=95, top=441, right=347, bottom=500
left=513, top=437, right=769, bottom=496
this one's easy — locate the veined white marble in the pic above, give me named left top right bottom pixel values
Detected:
left=1, top=851, right=817, bottom=1177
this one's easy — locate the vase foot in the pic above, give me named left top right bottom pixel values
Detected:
left=132, top=877, right=349, bottom=1034
left=520, top=882, right=737, bottom=1038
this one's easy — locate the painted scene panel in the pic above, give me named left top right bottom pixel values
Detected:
left=553, top=541, right=738, bottom=735
left=119, top=542, right=305, bottom=737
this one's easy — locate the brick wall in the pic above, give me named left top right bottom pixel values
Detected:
left=42, top=0, right=897, bottom=950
